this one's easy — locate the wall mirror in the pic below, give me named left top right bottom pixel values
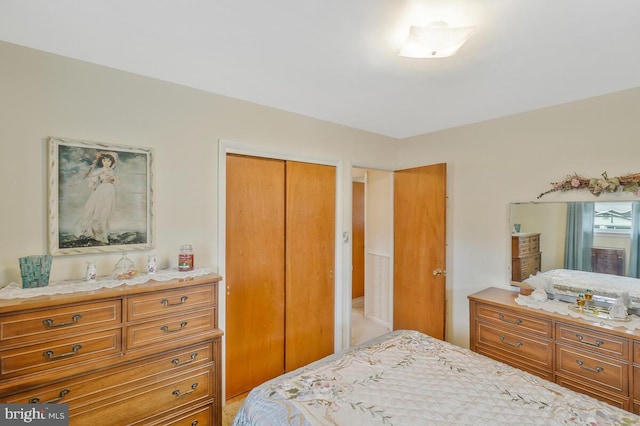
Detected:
left=509, top=201, right=640, bottom=281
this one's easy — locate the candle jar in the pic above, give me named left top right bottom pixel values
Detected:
left=178, top=244, right=194, bottom=272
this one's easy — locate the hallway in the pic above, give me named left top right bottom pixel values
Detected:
left=351, top=297, right=389, bottom=346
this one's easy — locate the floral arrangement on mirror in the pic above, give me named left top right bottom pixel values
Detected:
left=538, top=172, right=640, bottom=198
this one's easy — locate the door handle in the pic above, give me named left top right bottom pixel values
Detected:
left=432, top=269, right=446, bottom=276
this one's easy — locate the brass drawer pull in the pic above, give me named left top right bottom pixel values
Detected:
left=498, top=313, right=522, bottom=325
left=161, top=296, right=188, bottom=306
left=161, top=322, right=188, bottom=333
left=29, top=389, right=70, bottom=404
left=499, top=335, right=523, bottom=348
left=191, top=421, right=198, bottom=426
left=43, top=314, right=82, bottom=328
left=172, top=383, right=198, bottom=398
left=43, top=344, right=82, bottom=360
left=576, top=359, right=604, bottom=373
left=172, top=352, right=198, bottom=366
left=575, top=334, right=603, bottom=347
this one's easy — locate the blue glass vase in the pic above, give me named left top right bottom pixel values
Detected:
left=19, top=255, right=53, bottom=288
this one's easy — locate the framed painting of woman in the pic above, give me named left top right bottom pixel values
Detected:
left=48, top=137, right=154, bottom=255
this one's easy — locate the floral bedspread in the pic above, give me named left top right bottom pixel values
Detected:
left=232, top=330, right=640, bottom=425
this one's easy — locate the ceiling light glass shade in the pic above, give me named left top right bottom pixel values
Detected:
left=399, top=21, right=476, bottom=58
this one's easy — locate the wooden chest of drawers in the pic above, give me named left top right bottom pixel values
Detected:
left=0, top=274, right=223, bottom=426
left=469, top=287, right=638, bottom=413
left=511, top=233, right=541, bottom=281
left=591, top=247, right=625, bottom=276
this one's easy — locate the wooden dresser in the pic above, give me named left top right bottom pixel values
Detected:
left=511, top=233, right=541, bottom=281
left=591, top=247, right=626, bottom=276
left=469, top=287, right=640, bottom=413
left=0, top=274, right=223, bottom=426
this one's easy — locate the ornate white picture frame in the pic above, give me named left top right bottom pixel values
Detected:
left=48, top=137, right=154, bottom=255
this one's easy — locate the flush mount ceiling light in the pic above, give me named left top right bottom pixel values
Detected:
left=399, top=21, right=476, bottom=58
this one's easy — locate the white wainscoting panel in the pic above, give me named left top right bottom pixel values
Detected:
left=365, top=251, right=392, bottom=328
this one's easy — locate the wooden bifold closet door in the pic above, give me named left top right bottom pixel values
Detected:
left=225, top=155, right=285, bottom=400
left=225, top=154, right=335, bottom=400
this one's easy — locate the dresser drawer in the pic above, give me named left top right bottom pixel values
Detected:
left=556, top=344, right=628, bottom=395
left=556, top=323, right=629, bottom=360
left=475, top=304, right=552, bottom=338
left=0, top=300, right=121, bottom=346
left=474, top=346, right=553, bottom=381
left=2, top=343, right=213, bottom=405
left=127, top=309, right=216, bottom=350
left=512, top=234, right=540, bottom=256
left=476, top=322, right=553, bottom=369
left=519, top=253, right=541, bottom=271
left=556, top=376, right=629, bottom=410
left=512, top=255, right=541, bottom=281
left=142, top=404, right=213, bottom=426
left=71, top=366, right=214, bottom=426
left=634, top=364, right=640, bottom=402
left=127, top=285, right=216, bottom=322
left=0, top=329, right=121, bottom=378
left=597, top=257, right=622, bottom=268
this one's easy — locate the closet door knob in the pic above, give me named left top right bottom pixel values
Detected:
left=432, top=269, right=446, bottom=276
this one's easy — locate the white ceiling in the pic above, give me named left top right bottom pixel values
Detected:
left=1, top=0, right=639, bottom=139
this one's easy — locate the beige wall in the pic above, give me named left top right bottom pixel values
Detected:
left=397, top=87, right=640, bottom=346
left=0, top=40, right=395, bottom=289
left=2, top=40, right=639, bottom=350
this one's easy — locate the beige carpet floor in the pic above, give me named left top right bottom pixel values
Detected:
left=223, top=399, right=244, bottom=426
left=351, top=297, right=389, bottom=346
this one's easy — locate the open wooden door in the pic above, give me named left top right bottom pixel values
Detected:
left=352, top=181, right=365, bottom=299
left=393, top=163, right=447, bottom=340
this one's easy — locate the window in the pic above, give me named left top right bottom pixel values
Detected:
left=594, top=202, right=632, bottom=233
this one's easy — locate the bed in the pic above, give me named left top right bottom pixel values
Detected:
left=526, top=268, right=640, bottom=308
left=232, top=330, right=640, bottom=425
